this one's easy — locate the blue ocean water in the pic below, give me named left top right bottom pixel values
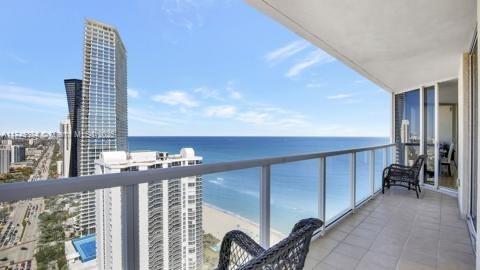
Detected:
left=129, top=136, right=391, bottom=234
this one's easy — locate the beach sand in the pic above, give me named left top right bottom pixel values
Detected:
left=203, top=204, right=285, bottom=245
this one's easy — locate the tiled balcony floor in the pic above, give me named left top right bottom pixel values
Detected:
left=306, top=187, right=475, bottom=270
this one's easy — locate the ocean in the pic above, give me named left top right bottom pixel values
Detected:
left=128, top=136, right=391, bottom=234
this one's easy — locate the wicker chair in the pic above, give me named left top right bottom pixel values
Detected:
left=382, top=155, right=426, bottom=198
left=215, top=218, right=323, bottom=270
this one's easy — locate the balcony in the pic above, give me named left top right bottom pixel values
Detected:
left=305, top=188, right=474, bottom=270
left=1, top=143, right=474, bottom=269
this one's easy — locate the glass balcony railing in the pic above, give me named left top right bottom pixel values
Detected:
left=0, top=143, right=395, bottom=269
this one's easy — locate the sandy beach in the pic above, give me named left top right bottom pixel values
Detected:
left=203, top=204, right=285, bottom=245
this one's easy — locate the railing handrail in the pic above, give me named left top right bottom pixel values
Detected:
left=0, top=143, right=394, bottom=203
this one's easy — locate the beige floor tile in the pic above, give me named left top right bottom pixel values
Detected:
left=323, top=252, right=359, bottom=270
left=343, top=234, right=375, bottom=249
left=395, top=259, right=435, bottom=270
left=333, top=242, right=368, bottom=260
left=357, top=250, right=398, bottom=270
left=303, top=257, right=320, bottom=270
left=305, top=188, right=475, bottom=270
left=313, top=262, right=339, bottom=270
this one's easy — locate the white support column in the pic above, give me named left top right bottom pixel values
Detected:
left=318, top=157, right=326, bottom=232
left=434, top=83, right=440, bottom=189
left=124, top=184, right=140, bottom=270
left=260, top=165, right=271, bottom=249
left=369, top=150, right=375, bottom=196
left=391, top=93, right=395, bottom=146
left=383, top=147, right=388, bottom=168
left=420, top=86, right=425, bottom=185
left=351, top=153, right=356, bottom=211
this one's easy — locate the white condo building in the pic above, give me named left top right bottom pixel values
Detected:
left=78, top=19, right=128, bottom=234
left=95, top=148, right=203, bottom=270
left=10, top=145, right=25, bottom=164
left=0, top=145, right=11, bottom=174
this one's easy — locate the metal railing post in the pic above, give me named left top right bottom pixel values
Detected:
left=350, top=153, right=356, bottom=211
left=383, top=147, right=388, bottom=168
left=369, top=150, right=375, bottom=196
left=318, top=157, right=326, bottom=233
left=124, top=184, right=140, bottom=270
left=260, top=165, right=271, bottom=249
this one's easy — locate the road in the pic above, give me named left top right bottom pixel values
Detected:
left=0, top=143, right=55, bottom=269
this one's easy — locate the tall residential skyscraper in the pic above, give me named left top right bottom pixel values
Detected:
left=78, top=19, right=128, bottom=234
left=64, top=79, right=82, bottom=177
left=95, top=149, right=203, bottom=270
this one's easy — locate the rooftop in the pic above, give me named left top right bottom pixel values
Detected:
left=96, top=148, right=202, bottom=167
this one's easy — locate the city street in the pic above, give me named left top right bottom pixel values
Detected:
left=0, top=143, right=54, bottom=269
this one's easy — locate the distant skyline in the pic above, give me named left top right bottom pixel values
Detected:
left=0, top=0, right=391, bottom=137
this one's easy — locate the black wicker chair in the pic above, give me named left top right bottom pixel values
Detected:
left=215, top=218, right=323, bottom=270
left=382, top=155, right=426, bottom=198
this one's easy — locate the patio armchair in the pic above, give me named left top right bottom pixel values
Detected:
left=382, top=155, right=426, bottom=198
left=215, top=218, right=323, bottom=270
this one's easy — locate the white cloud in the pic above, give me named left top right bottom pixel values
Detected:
left=152, top=91, right=198, bottom=107
left=204, top=105, right=236, bottom=118
left=237, top=111, right=269, bottom=125
left=306, top=82, right=326, bottom=88
left=129, top=107, right=180, bottom=126
left=0, top=84, right=65, bottom=108
left=326, top=94, right=354, bottom=100
left=236, top=106, right=309, bottom=128
left=160, top=0, right=217, bottom=30
left=286, top=50, right=335, bottom=78
left=354, top=79, right=367, bottom=84
left=229, top=91, right=242, bottom=100
left=194, top=87, right=222, bottom=100
left=265, top=40, right=309, bottom=64
left=226, top=81, right=242, bottom=100
left=127, top=88, right=139, bottom=98
left=3, top=52, right=28, bottom=64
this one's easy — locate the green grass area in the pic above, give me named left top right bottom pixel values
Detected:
left=35, top=243, right=67, bottom=270
left=34, top=197, right=69, bottom=270
left=203, top=233, right=220, bottom=270
left=0, top=167, right=33, bottom=184
left=48, top=141, right=62, bottom=179
left=48, top=141, right=62, bottom=178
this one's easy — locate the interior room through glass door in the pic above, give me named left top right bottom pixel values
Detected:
left=437, top=80, right=459, bottom=190
left=423, top=86, right=436, bottom=186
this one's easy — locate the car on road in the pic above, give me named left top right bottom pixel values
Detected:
left=0, top=256, right=7, bottom=261
left=20, top=246, right=27, bottom=250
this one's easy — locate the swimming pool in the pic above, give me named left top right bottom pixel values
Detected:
left=72, top=234, right=96, bottom=262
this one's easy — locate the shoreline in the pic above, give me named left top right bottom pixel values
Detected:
left=203, top=203, right=285, bottom=245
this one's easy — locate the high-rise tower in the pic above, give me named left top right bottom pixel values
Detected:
left=64, top=79, right=82, bottom=177
left=78, top=19, right=128, bottom=234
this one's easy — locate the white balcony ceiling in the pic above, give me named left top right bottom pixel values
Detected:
left=246, top=0, right=476, bottom=92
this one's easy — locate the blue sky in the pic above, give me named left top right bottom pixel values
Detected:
left=0, top=0, right=391, bottom=136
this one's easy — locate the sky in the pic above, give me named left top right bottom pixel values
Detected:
left=0, top=0, right=391, bottom=137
